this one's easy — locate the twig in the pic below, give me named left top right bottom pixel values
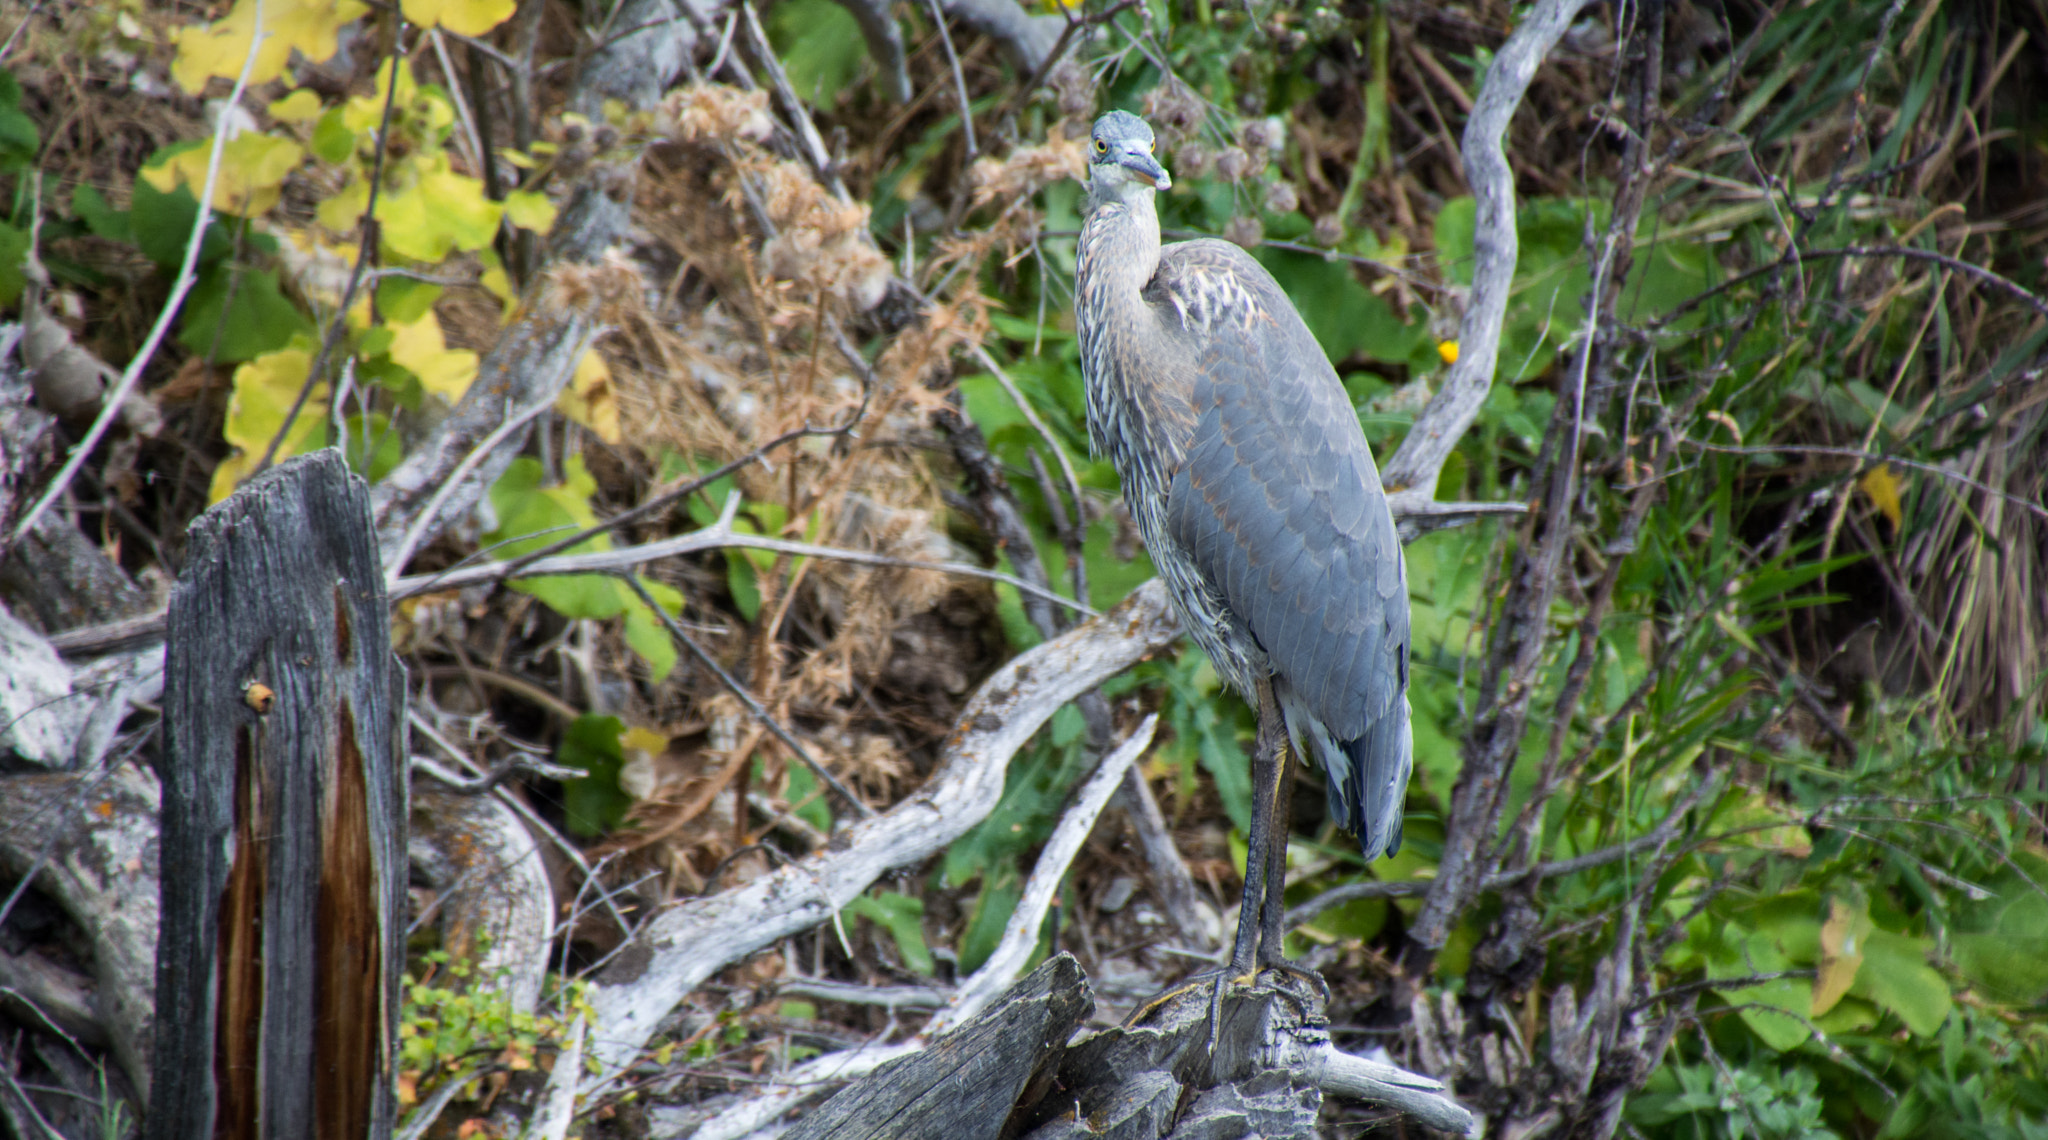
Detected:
left=384, top=390, right=563, bottom=587
left=1285, top=819, right=1694, bottom=932
left=621, top=573, right=875, bottom=820
left=775, top=978, right=951, bottom=1009
left=1683, top=442, right=2048, bottom=525
left=7, top=0, right=268, bottom=549
left=410, top=751, right=582, bottom=793
left=399, top=513, right=1094, bottom=613
left=930, top=714, right=1157, bottom=1033
left=925, top=0, right=977, bottom=159
left=255, top=43, right=408, bottom=477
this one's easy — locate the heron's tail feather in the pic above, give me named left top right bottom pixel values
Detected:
left=1278, top=689, right=1413, bottom=863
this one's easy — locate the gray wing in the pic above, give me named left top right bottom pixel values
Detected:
left=1150, top=240, right=1410, bottom=848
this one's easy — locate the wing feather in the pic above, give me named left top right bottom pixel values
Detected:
left=1153, top=239, right=1410, bottom=749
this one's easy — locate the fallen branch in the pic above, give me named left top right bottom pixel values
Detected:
left=528, top=579, right=1181, bottom=1109
left=690, top=715, right=1158, bottom=1138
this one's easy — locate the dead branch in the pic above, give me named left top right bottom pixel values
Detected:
left=1377, top=0, right=1596, bottom=501
left=523, top=580, right=1181, bottom=1114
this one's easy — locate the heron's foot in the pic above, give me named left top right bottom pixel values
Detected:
left=1251, top=956, right=1331, bottom=1010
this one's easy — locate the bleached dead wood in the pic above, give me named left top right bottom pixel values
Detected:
left=932, top=714, right=1157, bottom=1033
left=520, top=580, right=1181, bottom=1128
left=689, top=717, right=1158, bottom=1140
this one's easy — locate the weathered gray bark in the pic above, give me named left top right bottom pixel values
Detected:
left=148, top=449, right=406, bottom=1140
left=0, top=762, right=162, bottom=1104
left=782, top=954, right=1093, bottom=1140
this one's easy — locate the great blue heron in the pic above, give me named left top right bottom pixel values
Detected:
left=1076, top=110, right=1413, bottom=988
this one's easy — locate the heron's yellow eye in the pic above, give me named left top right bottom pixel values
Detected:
left=1095, top=139, right=1107, bottom=154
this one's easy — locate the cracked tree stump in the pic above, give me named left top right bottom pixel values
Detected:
left=147, top=449, right=406, bottom=1140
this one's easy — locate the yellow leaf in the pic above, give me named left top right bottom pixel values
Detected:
left=401, top=0, right=515, bottom=36
left=479, top=249, right=517, bottom=320
left=387, top=311, right=478, bottom=403
left=315, top=175, right=370, bottom=233
left=503, top=189, right=557, bottom=234
left=556, top=349, right=620, bottom=444
left=1859, top=465, right=1903, bottom=531
left=377, top=152, right=503, bottom=262
left=172, top=0, right=369, bottom=94
left=1813, top=896, right=1872, bottom=1017
left=268, top=89, right=324, bottom=123
left=211, top=347, right=327, bottom=501
left=141, top=134, right=304, bottom=217
left=496, top=147, right=537, bottom=169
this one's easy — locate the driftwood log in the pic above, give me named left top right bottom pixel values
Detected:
left=147, top=450, right=407, bottom=1140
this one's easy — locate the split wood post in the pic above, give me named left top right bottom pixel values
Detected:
left=147, top=449, right=406, bottom=1140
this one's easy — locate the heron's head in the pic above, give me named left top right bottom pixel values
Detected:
left=1087, top=111, right=1171, bottom=206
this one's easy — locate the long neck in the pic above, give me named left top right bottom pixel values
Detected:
left=1077, top=192, right=1161, bottom=303
left=1077, top=191, right=1185, bottom=470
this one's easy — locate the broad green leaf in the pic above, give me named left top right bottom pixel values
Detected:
left=557, top=714, right=634, bottom=837
left=504, top=189, right=558, bottom=234
left=130, top=169, right=234, bottom=269
left=311, top=109, right=356, bottom=164
left=1709, top=929, right=1813, bottom=1052
left=845, top=892, right=934, bottom=975
left=376, top=276, right=443, bottom=324
left=767, top=0, right=866, bottom=106
left=483, top=456, right=681, bottom=679
left=1852, top=927, right=1951, bottom=1036
left=178, top=266, right=314, bottom=363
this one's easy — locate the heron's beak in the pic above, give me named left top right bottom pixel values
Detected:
left=1118, top=145, right=1172, bottom=190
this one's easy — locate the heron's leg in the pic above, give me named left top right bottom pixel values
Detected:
left=1227, top=676, right=1290, bottom=969
left=1256, top=733, right=1297, bottom=965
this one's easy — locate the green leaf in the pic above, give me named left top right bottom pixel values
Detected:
left=845, top=892, right=934, bottom=975
left=1952, top=854, right=2048, bottom=1002
left=557, top=714, right=634, bottom=837
left=0, top=222, right=27, bottom=307
left=1852, top=927, right=1951, bottom=1036
left=311, top=109, right=356, bottom=164
left=482, top=457, right=680, bottom=678
left=376, top=276, right=444, bottom=324
left=0, top=106, right=38, bottom=170
left=767, top=0, right=866, bottom=105
left=1709, top=929, right=1813, bottom=1052
left=178, top=266, right=315, bottom=363
left=130, top=170, right=235, bottom=269
left=957, top=871, right=1022, bottom=974
left=71, top=185, right=131, bottom=242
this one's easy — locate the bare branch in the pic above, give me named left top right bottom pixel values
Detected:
left=1376, top=0, right=1595, bottom=500
left=530, top=580, right=1181, bottom=1105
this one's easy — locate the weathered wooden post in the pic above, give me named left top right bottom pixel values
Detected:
left=148, top=449, right=406, bottom=1140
